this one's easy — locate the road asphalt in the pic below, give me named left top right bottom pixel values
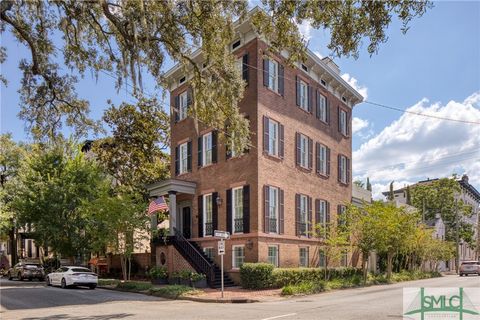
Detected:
left=0, top=274, right=478, bottom=320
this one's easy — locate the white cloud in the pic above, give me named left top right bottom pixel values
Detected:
left=352, top=117, right=369, bottom=134
left=296, top=20, right=312, bottom=41
left=313, top=51, right=324, bottom=59
left=353, top=92, right=480, bottom=200
left=341, top=73, right=368, bottom=100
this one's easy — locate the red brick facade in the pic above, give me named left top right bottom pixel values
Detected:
left=168, top=38, right=355, bottom=276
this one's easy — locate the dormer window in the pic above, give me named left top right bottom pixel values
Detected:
left=342, top=96, right=347, bottom=103
left=321, top=79, right=327, bottom=87
left=179, top=76, right=186, bottom=84
left=301, top=64, right=308, bottom=72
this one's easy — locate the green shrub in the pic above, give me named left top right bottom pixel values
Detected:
left=149, top=285, right=199, bottom=299
left=117, top=281, right=153, bottom=291
left=98, top=279, right=121, bottom=286
left=240, top=263, right=274, bottom=289
left=271, top=267, right=362, bottom=287
left=190, top=272, right=206, bottom=282
left=281, top=281, right=327, bottom=296
left=148, top=266, right=168, bottom=279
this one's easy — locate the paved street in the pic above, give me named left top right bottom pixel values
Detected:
left=1, top=275, right=478, bottom=320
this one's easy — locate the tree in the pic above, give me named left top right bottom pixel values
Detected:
left=80, top=190, right=149, bottom=281
left=11, top=141, right=108, bottom=260
left=1, top=0, right=431, bottom=145
left=353, top=180, right=364, bottom=188
left=366, top=177, right=372, bottom=192
left=92, top=98, right=170, bottom=194
left=410, top=178, right=474, bottom=244
left=388, top=181, right=395, bottom=201
left=406, top=185, right=412, bottom=205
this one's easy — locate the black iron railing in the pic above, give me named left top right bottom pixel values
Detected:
left=269, top=218, right=278, bottom=233
left=234, top=218, right=243, bottom=233
left=298, top=222, right=307, bottom=236
left=205, top=222, right=213, bottom=236
left=172, top=228, right=215, bottom=287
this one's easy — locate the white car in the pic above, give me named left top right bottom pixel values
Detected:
left=46, top=266, right=98, bottom=289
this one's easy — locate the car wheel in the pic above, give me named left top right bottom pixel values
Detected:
left=7, top=272, right=13, bottom=280
left=460, top=273, right=463, bottom=277
left=88, top=284, right=97, bottom=290
left=17, top=273, right=23, bottom=281
left=61, top=278, right=67, bottom=289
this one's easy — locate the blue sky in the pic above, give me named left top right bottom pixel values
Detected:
left=1, top=1, right=479, bottom=198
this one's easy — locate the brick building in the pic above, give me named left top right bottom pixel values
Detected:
left=147, top=10, right=363, bottom=286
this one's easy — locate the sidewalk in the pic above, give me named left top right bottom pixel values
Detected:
left=182, top=286, right=283, bottom=303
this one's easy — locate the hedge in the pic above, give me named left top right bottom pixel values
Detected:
left=240, top=263, right=274, bottom=289
left=281, top=281, right=327, bottom=296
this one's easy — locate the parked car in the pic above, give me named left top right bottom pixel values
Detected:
left=46, top=266, right=98, bottom=289
left=459, top=261, right=480, bottom=276
left=7, top=262, right=45, bottom=281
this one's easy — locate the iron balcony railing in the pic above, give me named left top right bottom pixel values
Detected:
left=234, top=218, right=243, bottom=233
left=269, top=218, right=278, bottom=233
left=205, top=222, right=213, bottom=236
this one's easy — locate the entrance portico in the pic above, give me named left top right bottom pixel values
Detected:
left=146, top=179, right=196, bottom=236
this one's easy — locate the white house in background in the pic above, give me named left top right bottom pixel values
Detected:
left=425, top=213, right=447, bottom=271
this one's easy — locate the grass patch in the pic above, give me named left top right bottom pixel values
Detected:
left=149, top=285, right=200, bottom=299
left=116, top=281, right=153, bottom=291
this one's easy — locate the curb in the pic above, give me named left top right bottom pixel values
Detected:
left=98, top=286, right=259, bottom=303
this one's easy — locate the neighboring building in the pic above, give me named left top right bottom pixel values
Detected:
left=382, top=175, right=480, bottom=265
left=352, top=184, right=372, bottom=207
left=425, top=213, right=447, bottom=271
left=146, top=8, right=363, bottom=286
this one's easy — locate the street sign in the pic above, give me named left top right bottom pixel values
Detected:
left=214, top=230, right=230, bottom=239
left=218, top=240, right=225, bottom=255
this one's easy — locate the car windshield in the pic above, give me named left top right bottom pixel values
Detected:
left=461, top=261, right=477, bottom=265
left=25, top=264, right=41, bottom=269
left=71, top=268, right=91, bottom=272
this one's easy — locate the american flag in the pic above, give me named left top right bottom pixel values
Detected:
left=148, top=196, right=169, bottom=215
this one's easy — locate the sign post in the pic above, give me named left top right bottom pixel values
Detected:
left=214, top=230, right=229, bottom=299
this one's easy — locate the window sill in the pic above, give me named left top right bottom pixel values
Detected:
left=198, top=163, right=215, bottom=169
left=264, top=86, right=283, bottom=97
left=317, top=119, right=329, bottom=126
left=316, top=172, right=330, bottom=179
left=338, top=181, right=350, bottom=187
left=175, top=117, right=189, bottom=124
left=297, top=106, right=312, bottom=115
left=296, top=165, right=312, bottom=173
left=263, top=153, right=283, bottom=162
left=176, top=171, right=191, bottom=177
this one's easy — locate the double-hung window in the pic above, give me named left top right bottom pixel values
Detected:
left=203, top=247, right=214, bottom=260
left=232, top=187, right=244, bottom=233
left=318, top=200, right=327, bottom=227
left=341, top=250, right=348, bottom=267
left=179, top=91, right=188, bottom=121
left=268, top=119, right=279, bottom=156
left=299, top=247, right=309, bottom=267
left=339, top=109, right=347, bottom=135
left=268, top=187, right=279, bottom=233
left=299, top=80, right=308, bottom=110
left=318, top=94, right=327, bottom=122
left=299, top=195, right=308, bottom=236
left=203, top=193, right=213, bottom=236
left=300, top=134, right=309, bottom=168
left=202, top=132, right=213, bottom=166
left=318, top=250, right=325, bottom=267
left=232, top=245, right=245, bottom=269
left=267, top=246, right=279, bottom=267
left=318, top=144, right=327, bottom=175
left=339, top=155, right=347, bottom=184
left=179, top=142, right=188, bottom=174
left=267, top=59, right=279, bottom=92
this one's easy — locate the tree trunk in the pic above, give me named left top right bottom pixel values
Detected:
left=120, top=255, right=127, bottom=281
left=387, top=251, right=394, bottom=280
left=362, top=251, right=369, bottom=284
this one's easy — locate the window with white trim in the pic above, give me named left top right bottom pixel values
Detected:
left=318, top=94, right=327, bottom=122
left=203, top=193, right=213, bottom=237
left=232, top=187, right=244, bottom=233
left=202, top=132, right=213, bottom=166
left=267, top=59, right=279, bottom=92
left=267, top=246, right=279, bottom=267
left=299, top=80, right=308, bottom=110
left=300, top=134, right=309, bottom=168
left=179, top=91, right=188, bottom=121
left=269, top=187, right=279, bottom=233
left=299, top=194, right=308, bottom=236
left=232, top=245, right=245, bottom=269
left=299, top=247, right=309, bottom=267
left=340, top=109, right=347, bottom=135
left=179, top=142, right=188, bottom=174
left=268, top=119, right=279, bottom=156
left=318, top=144, right=327, bottom=175
left=341, top=250, right=348, bottom=267
left=318, top=200, right=327, bottom=226
left=339, top=155, right=347, bottom=184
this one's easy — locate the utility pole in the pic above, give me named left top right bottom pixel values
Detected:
left=454, top=199, right=460, bottom=274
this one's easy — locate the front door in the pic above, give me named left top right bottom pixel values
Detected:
left=182, top=207, right=191, bottom=239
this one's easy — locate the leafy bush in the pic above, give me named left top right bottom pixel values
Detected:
left=240, top=263, right=274, bottom=289
left=148, top=266, right=168, bottom=279
left=117, top=281, right=153, bottom=291
left=190, top=272, right=206, bottom=282
left=281, top=281, right=327, bottom=296
left=98, top=279, right=121, bottom=286
left=272, top=267, right=362, bottom=287
left=149, top=285, right=199, bottom=299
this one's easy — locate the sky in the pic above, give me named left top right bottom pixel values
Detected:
left=1, top=1, right=479, bottom=199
